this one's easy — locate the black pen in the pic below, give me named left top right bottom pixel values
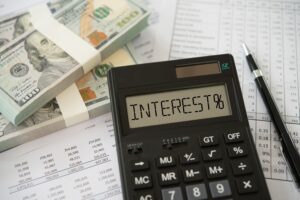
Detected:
left=242, top=43, right=300, bottom=186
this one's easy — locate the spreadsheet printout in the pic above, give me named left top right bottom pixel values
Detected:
left=128, top=0, right=300, bottom=198
left=0, top=113, right=122, bottom=200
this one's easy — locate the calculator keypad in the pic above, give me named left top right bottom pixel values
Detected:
left=130, top=131, right=261, bottom=199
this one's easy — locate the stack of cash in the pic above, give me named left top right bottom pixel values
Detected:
left=0, top=0, right=149, bottom=125
left=0, top=47, right=135, bottom=152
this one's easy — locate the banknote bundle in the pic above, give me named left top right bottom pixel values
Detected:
left=0, top=0, right=149, bottom=125
left=0, top=47, right=135, bottom=152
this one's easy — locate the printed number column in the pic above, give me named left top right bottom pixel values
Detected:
left=283, top=3, right=299, bottom=124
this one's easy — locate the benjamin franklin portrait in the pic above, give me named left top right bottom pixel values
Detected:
left=13, top=14, right=32, bottom=38
left=24, top=31, right=78, bottom=89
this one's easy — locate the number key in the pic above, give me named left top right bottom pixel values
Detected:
left=161, top=187, right=183, bottom=200
left=209, top=180, right=232, bottom=198
left=186, top=184, right=207, bottom=200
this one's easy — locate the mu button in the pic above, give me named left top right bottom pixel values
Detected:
left=159, top=170, right=180, bottom=186
left=157, top=155, right=176, bottom=167
left=133, top=174, right=152, bottom=189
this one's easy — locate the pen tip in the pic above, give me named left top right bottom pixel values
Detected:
left=242, top=43, right=250, bottom=56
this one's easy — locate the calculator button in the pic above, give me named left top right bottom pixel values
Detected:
left=182, top=166, right=202, bottom=182
left=157, top=155, right=176, bottom=168
left=209, top=180, right=232, bottom=198
left=161, top=187, right=183, bottom=200
left=131, top=159, right=150, bottom=171
left=236, top=176, right=258, bottom=194
left=205, top=162, right=226, bottom=179
left=133, top=174, right=152, bottom=189
left=179, top=152, right=200, bottom=164
left=135, top=191, right=155, bottom=200
left=224, top=132, right=243, bottom=143
left=199, top=135, right=218, bottom=147
left=127, top=143, right=143, bottom=154
left=231, top=159, right=252, bottom=175
left=186, top=183, right=207, bottom=200
left=159, top=170, right=180, bottom=186
left=201, top=148, right=222, bottom=161
left=227, top=144, right=247, bottom=158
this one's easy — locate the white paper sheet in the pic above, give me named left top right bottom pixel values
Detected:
left=0, top=0, right=49, bottom=18
left=0, top=113, right=122, bottom=200
left=128, top=0, right=300, bottom=199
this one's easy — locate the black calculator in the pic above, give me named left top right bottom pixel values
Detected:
left=108, top=54, right=271, bottom=200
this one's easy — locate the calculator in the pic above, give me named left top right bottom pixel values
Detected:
left=108, top=54, right=271, bottom=200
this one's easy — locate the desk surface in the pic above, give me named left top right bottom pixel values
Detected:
left=1, top=0, right=300, bottom=199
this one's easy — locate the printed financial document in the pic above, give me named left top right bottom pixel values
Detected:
left=129, top=0, right=300, bottom=199
left=0, top=113, right=122, bottom=200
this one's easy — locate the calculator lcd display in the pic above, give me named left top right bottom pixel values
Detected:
left=126, top=84, right=231, bottom=128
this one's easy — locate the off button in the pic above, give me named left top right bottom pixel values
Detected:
left=224, top=132, right=243, bottom=143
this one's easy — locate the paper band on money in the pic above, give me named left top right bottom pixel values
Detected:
left=29, top=4, right=101, bottom=73
left=56, top=83, right=89, bottom=127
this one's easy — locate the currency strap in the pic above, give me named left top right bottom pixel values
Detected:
left=56, top=84, right=89, bottom=127
left=29, top=4, right=97, bottom=126
left=29, top=4, right=102, bottom=74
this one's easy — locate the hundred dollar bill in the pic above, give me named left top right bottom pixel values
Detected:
left=47, top=0, right=78, bottom=13
left=0, top=47, right=135, bottom=152
left=53, top=0, right=149, bottom=58
left=0, top=13, right=31, bottom=48
left=0, top=0, right=149, bottom=125
left=0, top=29, right=82, bottom=125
